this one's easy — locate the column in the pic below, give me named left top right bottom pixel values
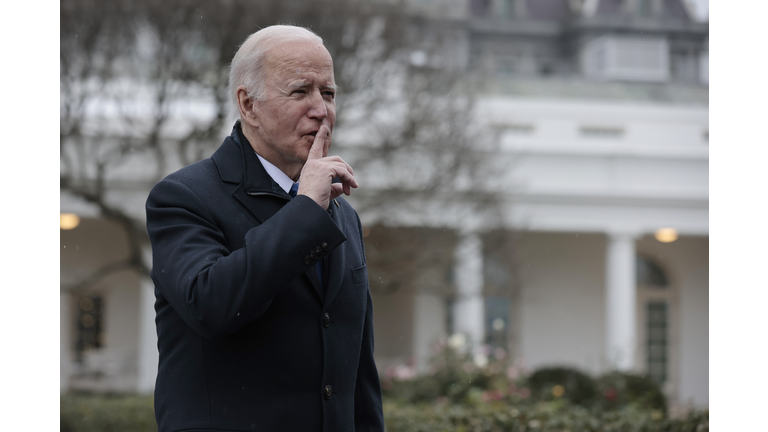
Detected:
left=413, top=292, right=445, bottom=373
left=136, top=276, right=159, bottom=393
left=452, top=231, right=485, bottom=348
left=604, top=232, right=637, bottom=371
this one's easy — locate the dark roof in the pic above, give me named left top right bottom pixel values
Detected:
left=595, top=0, right=692, bottom=22
left=525, top=0, right=571, bottom=21
left=663, top=0, right=691, bottom=21
left=596, top=0, right=624, bottom=15
left=469, top=0, right=693, bottom=22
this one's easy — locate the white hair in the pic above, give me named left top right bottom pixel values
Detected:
left=228, top=25, right=324, bottom=123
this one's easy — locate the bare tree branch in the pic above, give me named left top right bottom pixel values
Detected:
left=60, top=0, right=508, bottom=297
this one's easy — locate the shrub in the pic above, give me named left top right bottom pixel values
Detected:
left=381, top=340, right=512, bottom=405
left=383, top=399, right=709, bottom=432
left=595, top=372, right=668, bottom=414
left=60, top=391, right=708, bottom=432
left=383, top=338, right=672, bottom=420
left=527, top=366, right=597, bottom=405
left=60, top=393, right=157, bottom=432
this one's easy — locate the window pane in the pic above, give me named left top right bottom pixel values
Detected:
left=646, top=301, right=668, bottom=383
left=485, top=296, right=510, bottom=348
left=76, top=296, right=104, bottom=360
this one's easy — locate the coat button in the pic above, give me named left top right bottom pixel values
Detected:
left=304, top=257, right=311, bottom=265
left=315, top=246, right=322, bottom=254
left=310, top=251, right=317, bottom=259
left=323, top=313, right=331, bottom=328
left=324, top=385, right=333, bottom=400
left=321, top=242, right=329, bottom=251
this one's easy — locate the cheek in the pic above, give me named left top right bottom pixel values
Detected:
left=327, top=105, right=337, bottom=126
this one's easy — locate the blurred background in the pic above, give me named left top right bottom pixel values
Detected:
left=60, top=0, right=708, bottom=428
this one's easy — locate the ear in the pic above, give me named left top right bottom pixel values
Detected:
left=236, top=86, right=260, bottom=128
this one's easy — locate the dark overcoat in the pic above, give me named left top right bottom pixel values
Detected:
left=145, top=123, right=384, bottom=432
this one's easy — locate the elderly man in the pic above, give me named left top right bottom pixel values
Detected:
left=146, top=25, right=384, bottom=432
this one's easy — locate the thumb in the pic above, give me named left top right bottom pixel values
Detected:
left=307, top=125, right=329, bottom=161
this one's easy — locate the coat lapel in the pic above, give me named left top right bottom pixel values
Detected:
left=232, top=184, right=288, bottom=225
left=213, top=122, right=325, bottom=303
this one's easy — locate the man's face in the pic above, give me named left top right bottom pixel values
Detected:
left=245, top=40, right=336, bottom=177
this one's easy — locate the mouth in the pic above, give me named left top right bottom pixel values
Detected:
left=302, top=127, right=330, bottom=142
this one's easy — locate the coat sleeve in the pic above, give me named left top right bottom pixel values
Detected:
left=353, top=215, right=385, bottom=432
left=146, top=177, right=346, bottom=339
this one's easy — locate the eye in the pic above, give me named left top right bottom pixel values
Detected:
left=323, top=90, right=335, bottom=100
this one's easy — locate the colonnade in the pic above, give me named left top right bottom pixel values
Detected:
left=428, top=230, right=641, bottom=371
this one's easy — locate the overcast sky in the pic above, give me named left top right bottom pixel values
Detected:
left=688, top=0, right=709, bottom=21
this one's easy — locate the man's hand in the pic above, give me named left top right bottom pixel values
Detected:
left=297, top=125, right=358, bottom=209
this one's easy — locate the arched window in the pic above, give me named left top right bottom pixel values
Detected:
left=636, top=256, right=669, bottom=288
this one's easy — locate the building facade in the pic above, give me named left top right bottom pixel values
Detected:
left=60, top=0, right=708, bottom=408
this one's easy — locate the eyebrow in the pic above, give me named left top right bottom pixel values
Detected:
left=287, top=81, right=339, bottom=91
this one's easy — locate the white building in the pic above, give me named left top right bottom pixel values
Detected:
left=60, top=0, right=708, bottom=408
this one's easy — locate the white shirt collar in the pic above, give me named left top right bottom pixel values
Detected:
left=255, top=152, right=296, bottom=194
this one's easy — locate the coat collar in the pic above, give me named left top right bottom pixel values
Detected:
left=210, top=122, right=290, bottom=228
left=212, top=121, right=291, bottom=199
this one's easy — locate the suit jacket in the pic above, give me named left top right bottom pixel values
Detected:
left=145, top=123, right=384, bottom=432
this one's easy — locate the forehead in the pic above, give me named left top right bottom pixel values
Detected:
left=263, top=40, right=335, bottom=83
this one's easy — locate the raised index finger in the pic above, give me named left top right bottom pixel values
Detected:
left=307, top=125, right=329, bottom=161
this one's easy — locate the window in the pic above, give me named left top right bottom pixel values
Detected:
left=496, top=57, right=516, bottom=75
left=582, top=35, right=670, bottom=82
left=646, top=301, right=668, bottom=383
left=470, top=0, right=491, bottom=17
left=508, top=123, right=535, bottom=134
left=636, top=255, right=673, bottom=386
left=485, top=296, right=510, bottom=348
left=671, top=48, right=701, bottom=82
left=636, top=256, right=669, bottom=288
left=580, top=126, right=625, bottom=138
left=490, top=122, right=536, bottom=135
left=76, top=295, right=105, bottom=360
left=638, top=0, right=653, bottom=16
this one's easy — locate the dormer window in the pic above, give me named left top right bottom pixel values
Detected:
left=581, top=35, right=670, bottom=82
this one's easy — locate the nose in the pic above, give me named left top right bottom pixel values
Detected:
left=307, top=90, right=327, bottom=120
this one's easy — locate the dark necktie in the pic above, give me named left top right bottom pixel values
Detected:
left=289, top=182, right=323, bottom=287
